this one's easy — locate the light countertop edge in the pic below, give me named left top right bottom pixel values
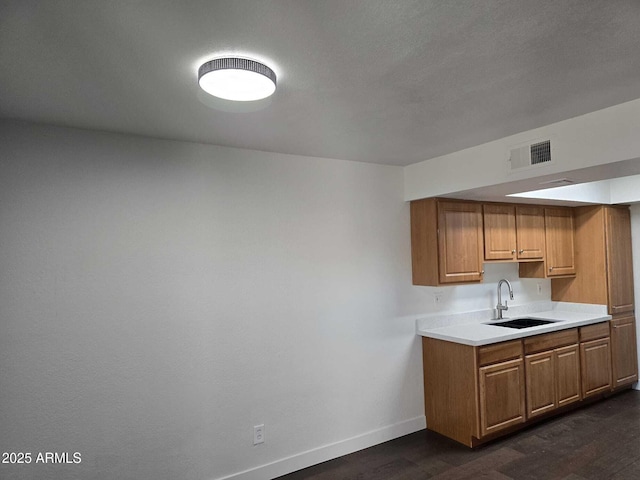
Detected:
left=417, top=310, right=612, bottom=346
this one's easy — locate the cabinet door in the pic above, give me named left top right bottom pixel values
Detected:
left=606, top=207, right=635, bottom=314
left=479, top=359, right=525, bottom=437
left=437, top=202, right=484, bottom=284
left=525, top=351, right=556, bottom=418
left=545, top=208, right=576, bottom=276
left=516, top=206, right=545, bottom=260
left=580, top=338, right=612, bottom=398
left=611, top=315, right=639, bottom=388
left=555, top=344, right=581, bottom=407
left=483, top=204, right=517, bottom=261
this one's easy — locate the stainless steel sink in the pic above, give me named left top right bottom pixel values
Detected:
left=485, top=317, right=557, bottom=329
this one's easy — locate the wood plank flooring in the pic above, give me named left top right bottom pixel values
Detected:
left=276, top=390, right=640, bottom=480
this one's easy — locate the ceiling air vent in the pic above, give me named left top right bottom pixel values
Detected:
left=509, top=139, right=553, bottom=172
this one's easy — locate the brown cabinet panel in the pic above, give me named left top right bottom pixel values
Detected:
left=551, top=206, right=607, bottom=303
left=422, top=338, right=479, bottom=447
left=479, top=359, right=525, bottom=436
left=611, top=315, right=639, bottom=388
left=580, top=338, right=612, bottom=398
left=555, top=344, right=581, bottom=407
left=545, top=207, right=576, bottom=277
left=606, top=208, right=635, bottom=314
left=516, top=206, right=545, bottom=260
left=552, top=205, right=635, bottom=316
left=483, top=204, right=517, bottom=261
left=525, top=351, right=556, bottom=418
left=410, top=199, right=439, bottom=286
left=437, top=201, right=484, bottom=284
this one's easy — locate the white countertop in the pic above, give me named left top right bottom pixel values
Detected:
left=416, top=302, right=611, bottom=346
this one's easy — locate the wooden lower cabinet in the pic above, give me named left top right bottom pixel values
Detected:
left=580, top=337, right=612, bottom=398
left=555, top=344, right=582, bottom=407
left=525, top=340, right=581, bottom=419
left=525, top=351, right=556, bottom=417
left=479, top=359, right=526, bottom=436
left=422, top=323, right=624, bottom=447
left=611, top=315, right=639, bottom=388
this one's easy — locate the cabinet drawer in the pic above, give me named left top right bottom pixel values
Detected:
left=524, top=328, right=578, bottom=354
left=580, top=322, right=610, bottom=342
left=478, top=340, right=523, bottom=367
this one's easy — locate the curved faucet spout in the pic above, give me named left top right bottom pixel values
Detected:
left=496, top=279, right=514, bottom=320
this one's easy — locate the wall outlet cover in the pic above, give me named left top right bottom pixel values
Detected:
left=253, top=424, right=265, bottom=445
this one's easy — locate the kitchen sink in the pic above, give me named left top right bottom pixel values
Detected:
left=485, top=317, right=557, bottom=329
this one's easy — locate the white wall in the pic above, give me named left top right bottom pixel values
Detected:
left=0, top=121, right=546, bottom=480
left=629, top=205, right=640, bottom=390
left=405, top=97, right=640, bottom=201
left=0, top=121, right=418, bottom=480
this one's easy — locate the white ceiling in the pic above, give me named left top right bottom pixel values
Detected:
left=1, top=1, right=640, bottom=166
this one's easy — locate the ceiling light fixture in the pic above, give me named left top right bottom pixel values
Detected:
left=198, top=57, right=277, bottom=102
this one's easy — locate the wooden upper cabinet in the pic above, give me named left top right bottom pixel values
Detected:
left=515, top=206, right=545, bottom=260
left=544, top=207, right=576, bottom=277
left=606, top=207, right=635, bottom=314
left=483, top=204, right=545, bottom=262
left=437, top=201, right=484, bottom=284
left=410, top=198, right=483, bottom=286
left=552, top=205, right=634, bottom=314
left=483, top=204, right=517, bottom=261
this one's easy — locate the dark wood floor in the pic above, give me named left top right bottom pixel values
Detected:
left=277, top=389, right=640, bottom=480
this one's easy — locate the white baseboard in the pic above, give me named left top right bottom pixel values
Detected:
left=214, top=415, right=427, bottom=480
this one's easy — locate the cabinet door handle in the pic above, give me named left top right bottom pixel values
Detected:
left=511, top=250, right=516, bottom=254
left=549, top=266, right=554, bottom=271
left=519, top=249, right=524, bottom=254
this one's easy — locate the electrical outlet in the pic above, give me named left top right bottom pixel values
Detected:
left=433, top=291, right=443, bottom=305
left=537, top=283, right=542, bottom=295
left=253, top=424, right=265, bottom=445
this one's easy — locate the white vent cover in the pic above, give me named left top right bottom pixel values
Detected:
left=509, top=139, right=553, bottom=172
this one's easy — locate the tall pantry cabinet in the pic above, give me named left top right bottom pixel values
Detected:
left=552, top=205, right=638, bottom=389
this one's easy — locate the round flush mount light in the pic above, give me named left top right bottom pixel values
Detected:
left=198, top=57, right=277, bottom=102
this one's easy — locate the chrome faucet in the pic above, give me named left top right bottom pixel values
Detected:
left=496, top=279, right=514, bottom=319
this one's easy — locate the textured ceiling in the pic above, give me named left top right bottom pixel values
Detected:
left=1, top=1, right=640, bottom=166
